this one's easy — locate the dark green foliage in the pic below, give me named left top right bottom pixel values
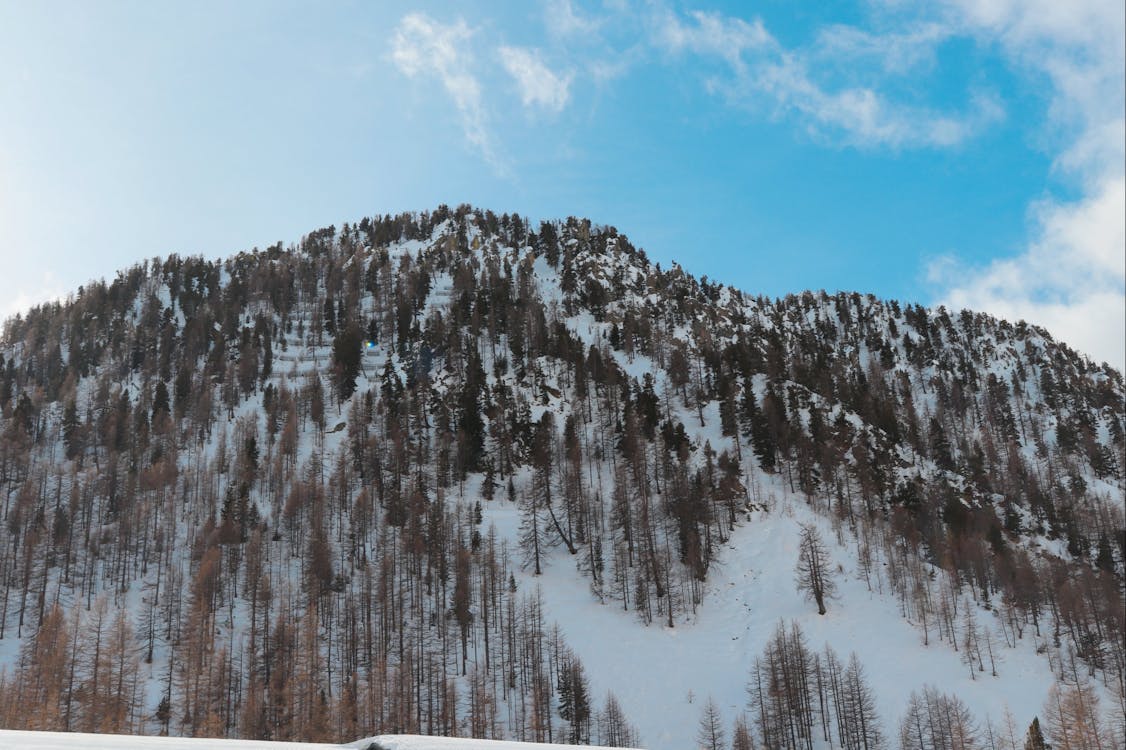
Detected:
left=152, top=381, right=170, bottom=423
left=332, top=322, right=363, bottom=401
left=62, top=398, right=82, bottom=460
left=1096, top=533, right=1115, bottom=572
left=456, top=348, right=488, bottom=477
left=323, top=295, right=336, bottom=336
left=1023, top=717, right=1046, bottom=750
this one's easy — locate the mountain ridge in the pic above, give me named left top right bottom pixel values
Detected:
left=0, top=204, right=1121, bottom=748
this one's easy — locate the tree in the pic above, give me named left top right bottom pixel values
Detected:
left=731, top=714, right=755, bottom=750
left=323, top=295, right=336, bottom=336
left=748, top=621, right=815, bottom=750
left=898, top=685, right=979, bottom=750
left=698, top=696, right=726, bottom=750
left=332, top=322, right=363, bottom=401
left=456, top=347, right=487, bottom=477
left=598, top=691, right=640, bottom=748
left=558, top=650, right=591, bottom=743
left=1023, top=717, right=1046, bottom=750
left=62, top=398, right=83, bottom=461
left=1043, top=680, right=1105, bottom=750
left=840, top=652, right=882, bottom=750
left=795, top=525, right=836, bottom=615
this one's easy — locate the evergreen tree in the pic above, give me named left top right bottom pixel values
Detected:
left=152, top=380, right=170, bottom=423
left=457, top=348, right=487, bottom=477
left=331, top=322, right=363, bottom=401
left=1023, top=717, right=1046, bottom=750
left=323, top=295, right=336, bottom=336
left=62, top=398, right=82, bottom=460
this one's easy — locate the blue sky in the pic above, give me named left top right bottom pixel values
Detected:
left=1, top=0, right=1123, bottom=368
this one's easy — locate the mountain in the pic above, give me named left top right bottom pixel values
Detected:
left=0, top=205, right=1122, bottom=749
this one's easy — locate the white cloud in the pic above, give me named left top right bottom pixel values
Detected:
left=654, top=9, right=1000, bottom=148
left=926, top=0, right=1126, bottom=370
left=753, top=56, right=1003, bottom=148
left=390, top=13, right=503, bottom=170
left=648, top=2, right=1124, bottom=366
left=545, top=0, right=602, bottom=38
left=656, top=10, right=774, bottom=73
left=498, top=46, right=573, bottom=113
left=931, top=176, right=1125, bottom=369
left=1, top=270, right=66, bottom=327
left=813, top=23, right=950, bottom=75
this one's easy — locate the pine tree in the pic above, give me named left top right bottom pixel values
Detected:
left=331, top=322, right=363, bottom=401
left=457, top=347, right=487, bottom=476
left=62, top=398, right=82, bottom=460
left=1023, top=717, right=1047, bottom=750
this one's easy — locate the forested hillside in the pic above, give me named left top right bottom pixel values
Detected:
left=0, top=205, right=1122, bottom=748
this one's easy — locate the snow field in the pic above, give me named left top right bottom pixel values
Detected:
left=487, top=481, right=1065, bottom=750
left=0, top=730, right=636, bottom=750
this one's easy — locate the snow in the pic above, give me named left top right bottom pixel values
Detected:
left=0, top=730, right=343, bottom=749
left=1, top=213, right=1120, bottom=750
left=0, top=731, right=637, bottom=750
left=488, top=485, right=1063, bottom=750
left=348, top=736, right=640, bottom=750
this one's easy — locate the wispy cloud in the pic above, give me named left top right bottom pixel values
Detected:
left=647, top=2, right=1124, bottom=366
left=390, top=13, right=503, bottom=170
left=926, top=0, right=1126, bottom=369
left=544, top=0, right=603, bottom=38
left=654, top=9, right=1001, bottom=149
left=656, top=9, right=774, bottom=72
left=812, top=23, right=950, bottom=75
left=382, top=2, right=1123, bottom=368
left=754, top=56, right=1003, bottom=148
left=499, top=46, right=573, bottom=113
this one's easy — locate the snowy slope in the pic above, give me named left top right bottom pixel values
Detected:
left=0, top=208, right=1120, bottom=749
left=0, top=729, right=344, bottom=749
left=0, top=731, right=636, bottom=750
left=487, top=480, right=1066, bottom=749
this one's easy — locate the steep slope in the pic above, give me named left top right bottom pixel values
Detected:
left=0, top=205, right=1122, bottom=748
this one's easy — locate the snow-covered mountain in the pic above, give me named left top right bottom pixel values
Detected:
left=0, top=205, right=1121, bottom=749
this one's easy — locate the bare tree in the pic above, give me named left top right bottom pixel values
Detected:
left=840, top=652, right=882, bottom=750
left=698, top=695, right=727, bottom=750
left=795, top=525, right=836, bottom=615
left=898, top=685, right=979, bottom=750
left=597, top=691, right=641, bottom=748
left=731, top=713, right=755, bottom=750
left=1043, top=679, right=1106, bottom=750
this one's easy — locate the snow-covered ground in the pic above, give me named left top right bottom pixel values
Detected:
left=0, top=730, right=343, bottom=749
left=488, top=484, right=1062, bottom=749
left=0, top=731, right=635, bottom=750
